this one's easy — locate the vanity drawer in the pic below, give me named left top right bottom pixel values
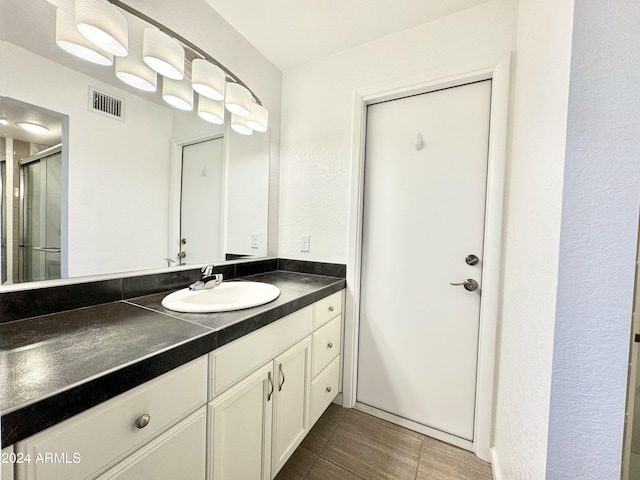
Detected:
left=209, top=305, right=313, bottom=399
left=313, top=291, right=342, bottom=329
left=309, top=356, right=341, bottom=427
left=16, top=356, right=207, bottom=480
left=312, top=315, right=342, bottom=377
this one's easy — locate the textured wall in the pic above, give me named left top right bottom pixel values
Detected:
left=491, top=0, right=575, bottom=478
left=546, top=0, right=640, bottom=478
left=277, top=0, right=517, bottom=262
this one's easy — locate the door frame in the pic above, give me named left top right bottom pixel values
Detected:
left=343, top=54, right=511, bottom=461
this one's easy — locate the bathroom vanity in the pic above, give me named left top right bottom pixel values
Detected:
left=0, top=263, right=345, bottom=480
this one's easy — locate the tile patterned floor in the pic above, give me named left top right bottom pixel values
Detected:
left=275, top=405, right=493, bottom=480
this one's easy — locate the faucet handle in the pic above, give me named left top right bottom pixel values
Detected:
left=201, top=265, right=215, bottom=276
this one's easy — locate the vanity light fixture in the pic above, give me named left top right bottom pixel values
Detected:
left=75, top=0, right=128, bottom=57
left=0, top=119, right=8, bottom=126
left=246, top=103, right=268, bottom=133
left=143, top=28, right=185, bottom=80
left=192, top=59, right=225, bottom=101
left=163, top=78, right=193, bottom=111
left=230, top=114, right=253, bottom=135
left=52, top=1, right=269, bottom=128
left=115, top=50, right=157, bottom=92
left=17, top=122, right=49, bottom=134
left=197, top=96, right=225, bottom=124
left=55, top=8, right=113, bottom=66
left=225, top=82, right=252, bottom=118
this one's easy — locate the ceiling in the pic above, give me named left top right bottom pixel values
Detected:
left=204, top=0, right=493, bottom=70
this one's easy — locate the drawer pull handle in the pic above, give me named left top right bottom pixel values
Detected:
left=268, top=372, right=274, bottom=401
left=327, top=342, right=333, bottom=349
left=326, top=386, right=332, bottom=393
left=328, top=306, right=335, bottom=312
left=135, top=414, right=151, bottom=429
left=278, top=363, right=285, bottom=391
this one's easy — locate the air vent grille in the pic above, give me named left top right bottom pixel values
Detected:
left=88, top=88, right=124, bottom=121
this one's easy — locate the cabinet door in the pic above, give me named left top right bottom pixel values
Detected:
left=208, top=363, right=273, bottom=480
left=271, top=336, right=312, bottom=476
left=95, top=407, right=206, bottom=480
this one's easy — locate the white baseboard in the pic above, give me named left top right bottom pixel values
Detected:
left=491, top=447, right=502, bottom=480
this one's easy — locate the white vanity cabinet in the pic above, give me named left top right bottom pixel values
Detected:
left=207, top=289, right=344, bottom=480
left=2, top=446, right=14, bottom=480
left=14, top=356, right=207, bottom=480
left=8, top=288, right=345, bottom=480
left=208, top=336, right=312, bottom=480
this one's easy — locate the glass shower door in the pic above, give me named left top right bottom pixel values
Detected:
left=19, top=151, right=61, bottom=282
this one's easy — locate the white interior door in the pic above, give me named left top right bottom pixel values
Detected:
left=180, top=138, right=224, bottom=265
left=357, top=80, right=492, bottom=442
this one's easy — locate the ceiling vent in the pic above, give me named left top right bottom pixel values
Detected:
left=88, top=87, right=124, bottom=121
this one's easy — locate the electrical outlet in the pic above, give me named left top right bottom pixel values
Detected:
left=251, top=233, right=259, bottom=249
left=300, top=234, right=310, bottom=252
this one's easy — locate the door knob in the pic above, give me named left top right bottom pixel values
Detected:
left=450, top=279, right=479, bottom=292
left=465, top=254, right=479, bottom=266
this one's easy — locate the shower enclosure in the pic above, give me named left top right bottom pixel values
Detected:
left=18, top=146, right=62, bottom=282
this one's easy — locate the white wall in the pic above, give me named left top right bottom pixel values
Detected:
left=490, top=0, right=575, bottom=478
left=1, top=41, right=174, bottom=277
left=546, top=0, right=640, bottom=477
left=278, top=0, right=517, bottom=262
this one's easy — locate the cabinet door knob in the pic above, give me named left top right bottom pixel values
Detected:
left=328, top=306, right=335, bottom=312
left=327, top=342, right=333, bottom=349
left=326, top=386, right=332, bottom=393
left=135, top=414, right=151, bottom=429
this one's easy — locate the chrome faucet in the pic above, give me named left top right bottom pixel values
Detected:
left=189, top=265, right=223, bottom=291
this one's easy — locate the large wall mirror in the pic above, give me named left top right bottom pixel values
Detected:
left=0, top=0, right=272, bottom=286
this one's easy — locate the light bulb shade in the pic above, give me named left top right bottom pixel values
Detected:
left=163, top=78, right=193, bottom=111
left=56, top=8, right=113, bottom=66
left=192, top=59, right=226, bottom=101
left=115, top=50, right=157, bottom=92
left=231, top=114, right=252, bottom=135
left=197, top=96, right=224, bottom=124
left=75, top=0, right=128, bottom=57
left=246, top=103, right=268, bottom=133
left=143, top=28, right=185, bottom=80
left=225, top=82, right=251, bottom=117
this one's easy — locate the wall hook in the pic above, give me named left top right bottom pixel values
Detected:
left=415, top=133, right=424, bottom=151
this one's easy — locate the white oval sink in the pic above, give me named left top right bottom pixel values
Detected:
left=161, top=281, right=281, bottom=313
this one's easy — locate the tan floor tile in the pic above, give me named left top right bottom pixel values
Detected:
left=274, top=446, right=317, bottom=480
left=305, top=457, right=366, bottom=480
left=320, top=410, right=421, bottom=480
left=417, top=436, right=492, bottom=480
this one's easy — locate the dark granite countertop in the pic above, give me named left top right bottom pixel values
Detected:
left=0, top=270, right=345, bottom=448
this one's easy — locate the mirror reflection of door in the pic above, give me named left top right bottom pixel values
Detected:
left=180, top=137, right=225, bottom=265
left=19, top=146, right=62, bottom=282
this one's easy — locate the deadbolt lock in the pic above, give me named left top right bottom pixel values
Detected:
left=465, top=254, right=479, bottom=266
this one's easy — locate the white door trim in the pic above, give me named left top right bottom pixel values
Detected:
left=343, top=54, right=511, bottom=461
